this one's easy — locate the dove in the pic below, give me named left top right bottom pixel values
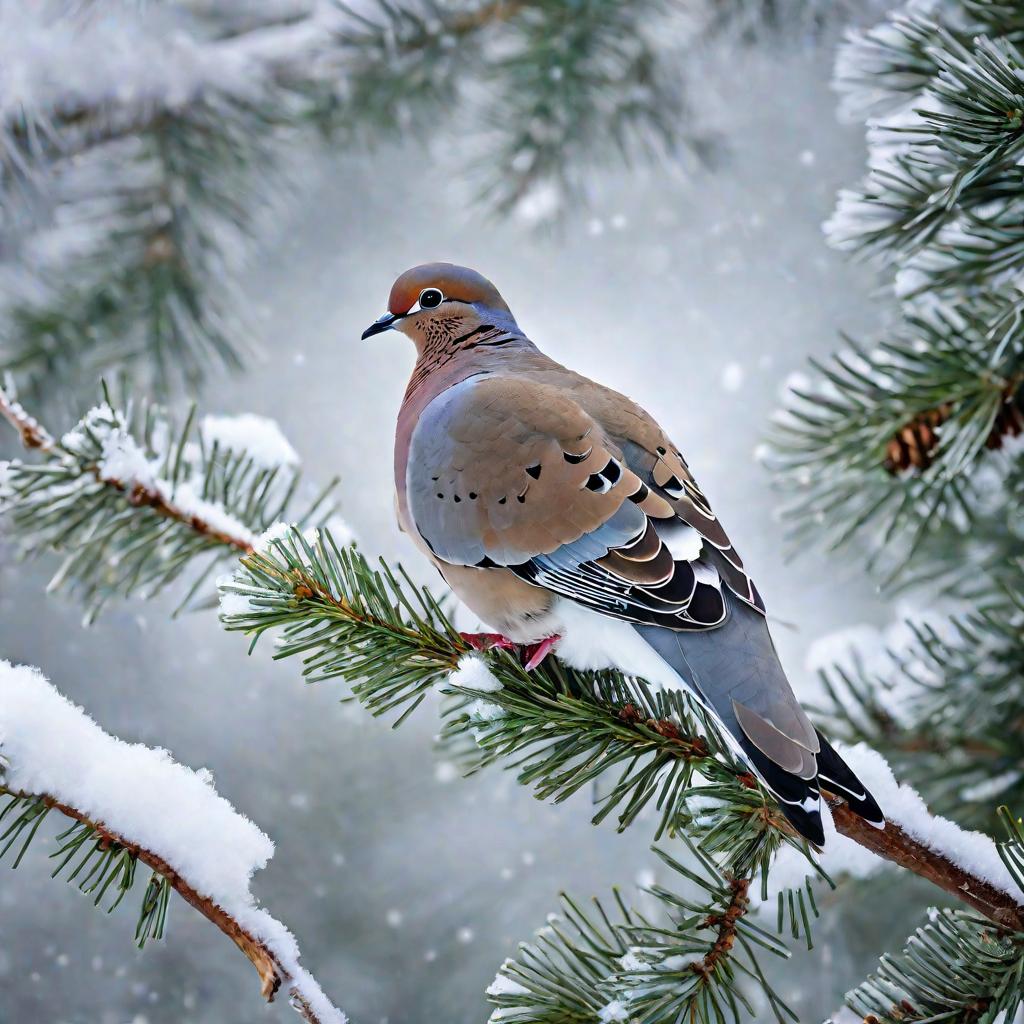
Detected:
left=363, top=262, right=884, bottom=845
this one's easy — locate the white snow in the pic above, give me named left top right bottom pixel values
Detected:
left=961, top=771, right=1023, bottom=804
left=598, top=1000, right=631, bottom=1023
left=720, top=362, right=744, bottom=392
left=450, top=654, right=503, bottom=693
left=0, top=1, right=346, bottom=129
left=837, top=741, right=1023, bottom=899
left=201, top=414, right=299, bottom=468
left=486, top=963, right=530, bottom=997
left=253, top=520, right=294, bottom=553
left=61, top=403, right=259, bottom=549
left=550, top=600, right=686, bottom=695
left=805, top=607, right=953, bottom=728
left=448, top=655, right=507, bottom=733
left=0, top=660, right=346, bottom=1024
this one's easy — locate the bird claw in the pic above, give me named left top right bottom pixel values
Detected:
left=522, top=634, right=561, bottom=671
left=459, top=631, right=517, bottom=653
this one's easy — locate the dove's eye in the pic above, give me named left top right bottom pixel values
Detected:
left=419, top=288, right=444, bottom=309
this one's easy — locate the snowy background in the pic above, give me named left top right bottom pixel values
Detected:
left=0, top=18, right=939, bottom=1024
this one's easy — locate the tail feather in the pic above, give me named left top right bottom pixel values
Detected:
left=738, top=736, right=825, bottom=846
left=814, top=729, right=886, bottom=827
left=632, top=592, right=885, bottom=846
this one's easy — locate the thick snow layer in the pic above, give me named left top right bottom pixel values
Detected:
left=201, top=414, right=299, bottom=468
left=761, top=741, right=1023, bottom=903
left=0, top=1, right=345, bottom=126
left=0, top=660, right=346, bottom=1024
left=838, top=741, right=1022, bottom=899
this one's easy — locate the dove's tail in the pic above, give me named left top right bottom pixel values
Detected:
left=633, top=591, right=884, bottom=846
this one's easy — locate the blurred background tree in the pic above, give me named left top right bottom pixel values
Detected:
left=10, top=1, right=1024, bottom=1023
left=770, top=0, right=1024, bottom=831
left=0, top=0, right=868, bottom=411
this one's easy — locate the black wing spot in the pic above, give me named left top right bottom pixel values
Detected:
left=525, top=464, right=542, bottom=479
left=563, top=447, right=592, bottom=464
left=656, top=445, right=667, bottom=455
left=436, top=493, right=443, bottom=499
left=603, top=459, right=621, bottom=484
left=628, top=482, right=650, bottom=504
left=584, top=474, right=607, bottom=492
left=498, top=496, right=507, bottom=504
left=469, top=492, right=478, bottom=500
left=662, top=474, right=684, bottom=496
left=517, top=494, right=526, bottom=503
left=475, top=555, right=499, bottom=568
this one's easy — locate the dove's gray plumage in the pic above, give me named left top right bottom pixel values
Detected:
left=366, top=262, right=884, bottom=844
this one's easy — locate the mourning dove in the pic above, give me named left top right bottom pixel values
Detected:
left=363, top=262, right=883, bottom=844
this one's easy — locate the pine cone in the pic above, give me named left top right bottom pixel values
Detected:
left=885, top=389, right=1023, bottom=474
left=884, top=405, right=950, bottom=473
left=985, top=389, right=1024, bottom=449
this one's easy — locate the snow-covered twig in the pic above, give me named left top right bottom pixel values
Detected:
left=0, top=660, right=346, bottom=1024
left=0, top=386, right=344, bottom=617
left=0, top=381, right=53, bottom=451
left=827, top=755, right=1023, bottom=931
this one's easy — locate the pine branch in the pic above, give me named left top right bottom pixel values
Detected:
left=0, top=790, right=336, bottom=1024
left=768, top=304, right=1024, bottom=577
left=0, top=660, right=345, bottom=1023
left=811, top=600, right=1024, bottom=828
left=0, top=382, right=339, bottom=620
left=218, top=529, right=1024, bottom=932
left=845, top=809, right=1024, bottom=1024
left=0, top=788, right=171, bottom=945
left=488, top=843, right=797, bottom=1024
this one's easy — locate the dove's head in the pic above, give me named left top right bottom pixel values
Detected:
left=361, top=263, right=515, bottom=354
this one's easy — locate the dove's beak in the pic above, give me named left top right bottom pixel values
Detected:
left=361, top=312, right=401, bottom=340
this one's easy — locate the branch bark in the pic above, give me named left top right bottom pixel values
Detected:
left=24, top=791, right=333, bottom=1024
left=0, top=387, right=54, bottom=451
left=828, top=797, right=1024, bottom=931
left=0, top=385, right=255, bottom=554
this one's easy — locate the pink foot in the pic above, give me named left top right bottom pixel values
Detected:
left=459, top=631, right=517, bottom=653
left=522, top=634, right=561, bottom=671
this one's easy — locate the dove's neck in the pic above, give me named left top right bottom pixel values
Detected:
left=401, top=310, right=538, bottom=408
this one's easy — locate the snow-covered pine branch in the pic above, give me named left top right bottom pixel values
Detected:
left=0, top=659, right=346, bottom=1024
left=768, top=3, right=1024, bottom=575
left=217, top=526, right=1024, bottom=1021
left=808, top=600, right=1024, bottom=827
left=0, top=381, right=345, bottom=620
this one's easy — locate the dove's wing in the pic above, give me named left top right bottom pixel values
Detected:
left=406, top=374, right=728, bottom=630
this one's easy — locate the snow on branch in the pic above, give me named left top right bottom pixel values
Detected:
left=0, top=659, right=346, bottom=1024
left=219, top=528, right=1024, bottom=933
left=0, top=382, right=346, bottom=620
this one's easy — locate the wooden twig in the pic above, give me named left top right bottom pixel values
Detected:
left=0, top=385, right=255, bottom=555
left=692, top=878, right=751, bottom=979
left=26, top=791, right=333, bottom=1024
left=828, top=797, right=1024, bottom=931
left=0, top=387, right=54, bottom=452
